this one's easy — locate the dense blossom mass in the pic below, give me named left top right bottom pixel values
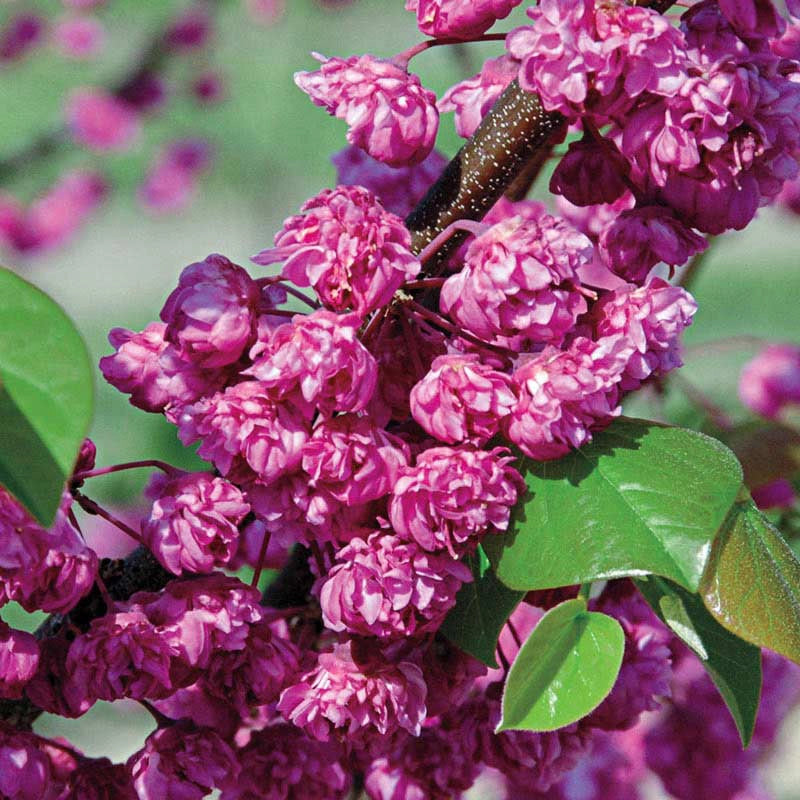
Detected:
left=2, top=0, right=800, bottom=798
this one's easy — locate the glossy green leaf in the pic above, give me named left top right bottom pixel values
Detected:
left=486, top=417, right=743, bottom=592
left=498, top=597, right=624, bottom=732
left=635, top=576, right=762, bottom=746
left=700, top=496, right=800, bottom=666
left=440, top=546, right=524, bottom=667
left=0, top=268, right=93, bottom=526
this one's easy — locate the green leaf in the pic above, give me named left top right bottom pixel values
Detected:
left=634, top=576, right=762, bottom=747
left=486, top=417, right=743, bottom=592
left=700, top=496, right=800, bottom=666
left=0, top=268, right=93, bottom=526
left=440, top=546, right=524, bottom=667
left=498, top=597, right=624, bottom=732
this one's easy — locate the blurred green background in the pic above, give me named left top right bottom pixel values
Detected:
left=1, top=0, right=799, bottom=795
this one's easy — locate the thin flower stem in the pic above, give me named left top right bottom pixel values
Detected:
left=417, top=219, right=488, bottom=266
left=94, top=573, right=115, bottom=612
left=73, top=459, right=178, bottom=483
left=398, top=310, right=427, bottom=378
left=393, top=33, right=508, bottom=68
left=263, top=308, right=307, bottom=318
left=403, top=277, right=446, bottom=291
left=360, top=303, right=391, bottom=345
left=497, top=642, right=511, bottom=672
left=670, top=373, right=735, bottom=430
left=507, top=619, right=522, bottom=649
left=259, top=278, right=320, bottom=309
left=251, top=528, right=272, bottom=589
left=74, top=492, right=144, bottom=545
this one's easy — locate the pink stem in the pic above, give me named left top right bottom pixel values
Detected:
left=497, top=641, right=511, bottom=672
left=259, top=278, right=320, bottom=310
left=403, top=277, right=446, bottom=291
left=251, top=528, right=272, bottom=588
left=74, top=493, right=143, bottom=545
left=417, top=219, right=489, bottom=266
left=73, top=459, right=178, bottom=483
left=360, top=303, right=391, bottom=345
left=393, top=33, right=508, bottom=69
left=507, top=619, right=523, bottom=649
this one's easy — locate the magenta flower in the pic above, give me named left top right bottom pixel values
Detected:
left=592, top=278, right=698, bottom=390
left=302, top=414, right=409, bottom=505
left=129, top=723, right=239, bottom=800
left=65, top=88, right=140, bottom=152
left=739, top=343, right=800, bottom=418
left=53, top=15, right=105, bottom=59
left=0, top=728, right=61, bottom=800
left=319, top=531, right=471, bottom=640
left=550, top=136, right=632, bottom=207
left=176, top=380, right=310, bottom=482
left=245, top=309, right=377, bottom=415
left=160, top=253, right=260, bottom=368
left=205, top=618, right=300, bottom=716
left=277, top=639, right=427, bottom=740
left=508, top=0, right=688, bottom=120
left=141, top=471, right=250, bottom=575
left=0, top=622, right=38, bottom=700
left=65, top=609, right=181, bottom=712
left=440, top=215, right=592, bottom=349
left=100, top=322, right=227, bottom=414
left=139, top=139, right=213, bottom=213
left=599, top=207, right=708, bottom=283
left=220, top=724, right=350, bottom=800
left=0, top=14, right=44, bottom=63
left=410, top=353, right=517, bottom=445
left=164, top=7, right=212, bottom=50
left=253, top=185, right=419, bottom=316
left=406, top=0, right=523, bottom=38
left=389, top=446, right=523, bottom=558
left=439, top=56, right=519, bottom=138
left=752, top=478, right=797, bottom=510
left=65, top=758, right=137, bottom=800
left=295, top=53, right=438, bottom=166
left=504, top=336, right=630, bottom=460
left=331, top=146, right=447, bottom=218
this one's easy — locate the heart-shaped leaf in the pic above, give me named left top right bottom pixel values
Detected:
left=486, top=417, right=743, bottom=592
left=700, top=495, right=800, bottom=666
left=635, top=575, right=762, bottom=746
left=0, top=268, right=93, bottom=526
left=440, top=545, right=524, bottom=667
left=498, top=597, right=624, bottom=732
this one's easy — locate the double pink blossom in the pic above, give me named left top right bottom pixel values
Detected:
left=406, top=0, right=523, bottom=38
left=0, top=622, right=39, bottom=700
left=253, top=185, right=420, bottom=316
left=739, top=343, right=800, bottom=418
left=295, top=54, right=438, bottom=166
left=319, top=532, right=471, bottom=639
left=389, top=446, right=523, bottom=557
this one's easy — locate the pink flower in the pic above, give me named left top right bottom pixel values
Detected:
left=739, top=343, right=800, bottom=418
left=65, top=88, right=140, bottom=152
left=205, top=618, right=300, bottom=716
left=65, top=609, right=181, bottom=711
left=0, top=14, right=44, bottom=63
left=0, top=622, right=39, bottom=700
left=406, top=0, right=523, bottom=38
left=100, top=322, right=227, bottom=413
left=253, top=185, right=419, bottom=316
left=53, top=15, right=105, bottom=59
left=302, top=414, right=409, bottom=504
left=752, top=478, right=796, bottom=510
left=508, top=0, right=688, bottom=120
left=421, top=638, right=487, bottom=717
left=295, top=53, right=438, bottom=166
left=599, top=207, right=708, bottom=283
left=389, top=446, right=523, bottom=557
left=160, top=253, right=260, bottom=368
left=550, top=136, right=632, bottom=207
left=441, top=215, right=592, bottom=349
left=65, top=758, right=137, bottom=800
left=219, top=723, right=350, bottom=800
left=130, top=574, right=264, bottom=670
left=277, top=639, right=427, bottom=740
left=319, top=531, right=471, bottom=639
left=504, top=336, right=630, bottom=460
left=129, top=723, right=239, bottom=800
left=410, top=353, right=517, bottom=445
left=142, top=471, right=250, bottom=575
left=0, top=729, right=61, bottom=800
left=331, top=146, right=447, bottom=218
left=591, top=278, right=698, bottom=390
left=176, top=381, right=309, bottom=482
left=587, top=583, right=673, bottom=731
left=139, top=139, right=213, bottom=213
left=164, top=7, right=212, bottom=50
left=245, top=309, right=377, bottom=415
left=191, top=71, right=225, bottom=104
left=439, top=56, right=519, bottom=138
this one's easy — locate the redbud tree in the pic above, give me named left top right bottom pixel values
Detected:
left=2, top=0, right=800, bottom=798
